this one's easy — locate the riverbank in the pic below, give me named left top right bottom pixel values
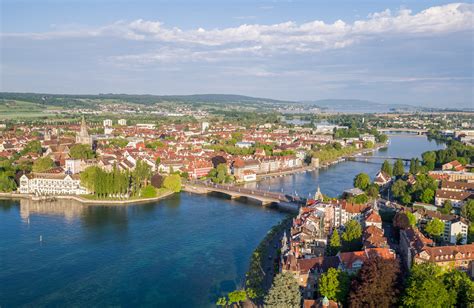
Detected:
left=251, top=142, right=388, bottom=182
left=244, top=214, right=295, bottom=305
left=0, top=190, right=175, bottom=205
left=319, top=142, right=388, bottom=168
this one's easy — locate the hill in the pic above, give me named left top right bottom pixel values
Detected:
left=304, top=99, right=419, bottom=113
left=0, top=92, right=295, bottom=108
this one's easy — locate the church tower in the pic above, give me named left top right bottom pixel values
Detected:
left=76, top=116, right=92, bottom=146
left=314, top=185, right=324, bottom=202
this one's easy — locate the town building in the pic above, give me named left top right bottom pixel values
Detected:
left=414, top=209, right=469, bottom=244
left=76, top=117, right=92, bottom=146
left=414, top=244, right=474, bottom=277
left=103, top=119, right=113, bottom=127
left=19, top=171, right=88, bottom=196
left=373, top=171, right=392, bottom=187
left=435, top=189, right=472, bottom=208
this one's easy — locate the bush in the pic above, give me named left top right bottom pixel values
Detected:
left=162, top=174, right=182, bottom=192
left=141, top=185, right=157, bottom=198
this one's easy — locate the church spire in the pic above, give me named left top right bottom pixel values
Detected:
left=314, top=185, right=324, bottom=201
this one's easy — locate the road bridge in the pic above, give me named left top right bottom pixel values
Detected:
left=377, top=128, right=428, bottom=135
left=347, top=155, right=411, bottom=162
left=184, top=181, right=306, bottom=207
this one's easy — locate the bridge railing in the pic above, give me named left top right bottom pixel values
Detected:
left=186, top=180, right=300, bottom=202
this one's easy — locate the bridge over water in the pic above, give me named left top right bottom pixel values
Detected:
left=377, top=128, right=428, bottom=135
left=347, top=155, right=411, bottom=162
left=184, top=181, right=306, bottom=207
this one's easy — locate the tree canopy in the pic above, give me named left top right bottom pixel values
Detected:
left=341, top=220, right=362, bottom=251
left=318, top=268, right=350, bottom=305
left=32, top=157, right=54, bottom=172
left=461, top=199, right=474, bottom=222
left=328, top=230, right=342, bottom=256
left=162, top=174, right=182, bottom=192
left=69, top=144, right=95, bottom=159
left=353, top=173, right=370, bottom=190
left=425, top=218, right=444, bottom=240
left=264, top=272, right=301, bottom=308
left=349, top=257, right=400, bottom=307
left=393, top=159, right=405, bottom=178
left=381, top=160, right=393, bottom=177
left=402, top=263, right=452, bottom=308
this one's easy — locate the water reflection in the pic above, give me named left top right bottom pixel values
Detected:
left=81, top=205, right=129, bottom=231
left=18, top=198, right=86, bottom=222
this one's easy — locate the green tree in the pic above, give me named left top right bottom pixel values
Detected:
left=377, top=134, right=388, bottom=143
left=406, top=211, right=417, bottom=227
left=461, top=199, right=474, bottom=221
left=439, top=200, right=453, bottom=214
left=401, top=193, right=412, bottom=205
left=264, top=272, right=301, bottom=308
left=216, top=297, right=227, bottom=307
left=353, top=173, right=370, bottom=190
left=425, top=218, right=445, bottom=240
left=328, top=230, right=342, bottom=256
left=163, top=174, right=182, bottom=192
left=246, top=288, right=257, bottom=300
left=366, top=184, right=379, bottom=199
left=402, top=263, right=451, bottom=308
left=32, top=157, right=54, bottom=172
left=381, top=160, right=393, bottom=177
left=393, top=159, right=405, bottom=178
left=131, top=160, right=151, bottom=196
left=227, top=290, right=247, bottom=307
left=69, top=144, right=95, bottom=159
left=391, top=179, right=407, bottom=199
left=21, top=140, right=43, bottom=155
left=0, top=172, right=17, bottom=192
left=141, top=185, right=157, bottom=198
left=318, top=268, right=350, bottom=304
left=342, top=220, right=362, bottom=251
left=420, top=188, right=435, bottom=204
left=422, top=151, right=437, bottom=170
left=443, top=269, right=474, bottom=307
left=409, top=158, right=420, bottom=174
left=80, top=166, right=99, bottom=193
left=208, top=163, right=232, bottom=183
left=352, top=193, right=368, bottom=204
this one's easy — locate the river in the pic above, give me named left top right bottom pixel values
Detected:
left=0, top=135, right=444, bottom=307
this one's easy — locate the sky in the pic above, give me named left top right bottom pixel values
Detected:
left=1, top=0, right=473, bottom=108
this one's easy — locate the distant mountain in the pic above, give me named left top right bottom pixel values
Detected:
left=0, top=92, right=295, bottom=107
left=303, top=99, right=420, bottom=113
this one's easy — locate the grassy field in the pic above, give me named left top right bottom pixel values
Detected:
left=0, top=100, right=64, bottom=120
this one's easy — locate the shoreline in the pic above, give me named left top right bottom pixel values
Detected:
left=0, top=190, right=175, bottom=206
left=251, top=142, right=388, bottom=183
left=0, top=143, right=388, bottom=205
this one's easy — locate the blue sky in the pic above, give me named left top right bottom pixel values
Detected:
left=1, top=0, right=473, bottom=107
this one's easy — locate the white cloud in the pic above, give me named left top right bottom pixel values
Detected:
left=3, top=3, right=472, bottom=64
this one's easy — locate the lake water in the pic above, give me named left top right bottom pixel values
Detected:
left=0, top=135, right=444, bottom=307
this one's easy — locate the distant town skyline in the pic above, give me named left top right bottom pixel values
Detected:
left=1, top=0, right=473, bottom=108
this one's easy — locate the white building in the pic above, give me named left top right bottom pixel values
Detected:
left=104, top=127, right=114, bottom=135
left=360, top=133, right=376, bottom=144
left=65, top=159, right=81, bottom=174
left=103, top=119, right=113, bottom=127
left=201, top=122, right=209, bottom=133
left=19, top=173, right=88, bottom=196
left=444, top=218, right=469, bottom=244
left=118, top=119, right=127, bottom=126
